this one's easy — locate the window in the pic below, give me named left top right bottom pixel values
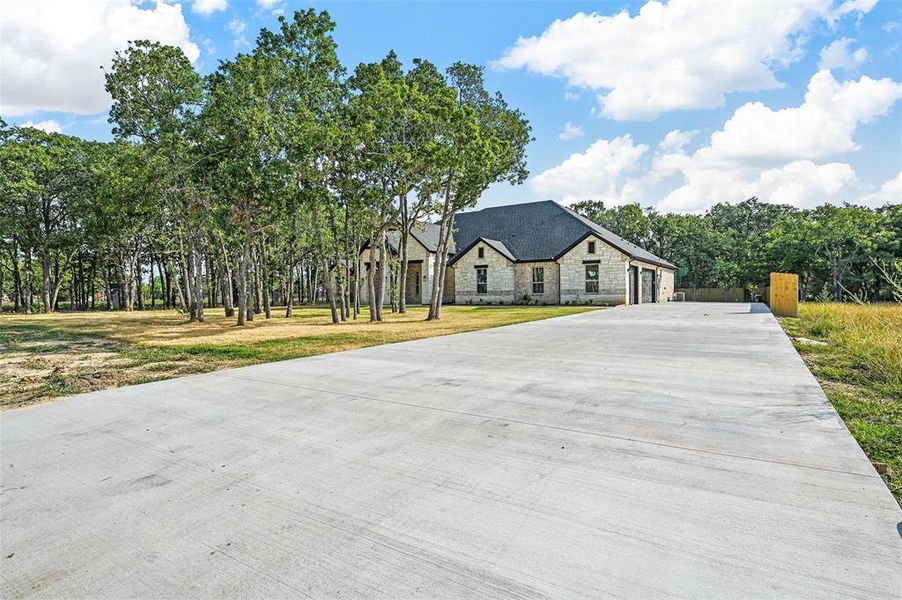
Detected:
left=587, top=241, right=596, bottom=254
left=476, top=266, right=487, bottom=294
left=585, top=264, right=599, bottom=293
left=478, top=247, right=485, bottom=259
left=532, top=267, right=544, bottom=294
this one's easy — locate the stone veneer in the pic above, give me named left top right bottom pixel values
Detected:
left=453, top=243, right=515, bottom=304
left=630, top=259, right=675, bottom=303
left=358, top=234, right=435, bottom=305
left=513, top=262, right=560, bottom=304
left=558, top=235, right=627, bottom=305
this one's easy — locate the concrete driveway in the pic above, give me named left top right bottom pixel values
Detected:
left=2, top=303, right=900, bottom=598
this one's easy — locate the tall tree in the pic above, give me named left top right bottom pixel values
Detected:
left=426, top=63, right=531, bottom=320
left=104, top=40, right=206, bottom=319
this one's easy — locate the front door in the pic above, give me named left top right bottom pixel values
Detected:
left=641, top=269, right=655, bottom=303
left=405, top=264, right=422, bottom=304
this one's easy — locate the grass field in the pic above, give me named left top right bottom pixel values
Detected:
left=0, top=305, right=596, bottom=410
left=781, top=302, right=902, bottom=504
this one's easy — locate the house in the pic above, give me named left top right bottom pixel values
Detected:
left=359, top=200, right=676, bottom=306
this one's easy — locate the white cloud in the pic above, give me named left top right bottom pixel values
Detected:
left=818, top=38, right=867, bottom=70
left=257, top=0, right=282, bottom=7
left=494, top=0, right=876, bottom=120
left=859, top=171, right=902, bottom=207
left=534, top=69, right=902, bottom=213
left=745, top=161, right=859, bottom=208
left=558, top=122, right=585, bottom=140
left=564, top=91, right=580, bottom=101
left=227, top=18, right=250, bottom=47
left=655, top=70, right=902, bottom=211
left=828, top=0, right=878, bottom=24
left=193, top=0, right=228, bottom=16
left=0, top=0, right=199, bottom=117
left=658, top=129, right=698, bottom=154
left=21, top=120, right=62, bottom=134
left=692, top=70, right=902, bottom=164
left=530, top=135, right=648, bottom=204
left=227, top=18, right=246, bottom=36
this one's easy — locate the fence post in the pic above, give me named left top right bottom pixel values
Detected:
left=769, top=273, right=799, bottom=317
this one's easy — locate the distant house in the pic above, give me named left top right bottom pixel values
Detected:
left=359, top=200, right=676, bottom=306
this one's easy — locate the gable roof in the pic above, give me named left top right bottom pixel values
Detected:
left=448, top=237, right=515, bottom=266
left=409, top=222, right=443, bottom=253
left=449, top=200, right=676, bottom=269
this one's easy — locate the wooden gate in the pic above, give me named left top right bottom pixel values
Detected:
left=769, top=272, right=798, bottom=317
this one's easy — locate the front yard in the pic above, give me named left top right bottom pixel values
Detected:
left=781, top=302, right=902, bottom=504
left=0, top=305, right=597, bottom=410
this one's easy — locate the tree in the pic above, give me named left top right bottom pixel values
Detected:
left=0, top=127, right=91, bottom=312
left=426, top=63, right=531, bottom=320
left=105, top=40, right=206, bottom=319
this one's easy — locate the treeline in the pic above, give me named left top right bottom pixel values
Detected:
left=571, top=198, right=902, bottom=301
left=0, top=10, right=530, bottom=323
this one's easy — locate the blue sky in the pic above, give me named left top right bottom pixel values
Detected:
left=2, top=0, right=900, bottom=212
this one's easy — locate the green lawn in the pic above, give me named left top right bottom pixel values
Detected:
left=0, top=305, right=597, bottom=410
left=781, top=302, right=901, bottom=504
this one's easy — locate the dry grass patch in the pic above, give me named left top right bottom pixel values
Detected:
left=1, top=305, right=596, bottom=409
left=781, top=302, right=902, bottom=504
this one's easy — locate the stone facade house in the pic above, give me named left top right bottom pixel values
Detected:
left=360, top=200, right=676, bottom=306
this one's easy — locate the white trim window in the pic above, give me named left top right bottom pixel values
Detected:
left=476, top=266, right=488, bottom=294
left=585, top=264, right=599, bottom=293
left=532, top=267, right=544, bottom=294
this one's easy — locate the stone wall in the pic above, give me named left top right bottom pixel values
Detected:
left=453, top=242, right=515, bottom=304
left=443, top=265, right=456, bottom=303
left=358, top=236, right=435, bottom=306
left=513, top=262, right=560, bottom=304
left=558, top=235, right=627, bottom=305
left=631, top=260, right=675, bottom=303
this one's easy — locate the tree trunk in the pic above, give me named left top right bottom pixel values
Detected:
left=374, top=230, right=387, bottom=321
left=10, top=239, right=22, bottom=313
left=237, top=215, right=251, bottom=326
left=193, top=242, right=204, bottom=323
left=311, top=199, right=339, bottom=324
left=259, top=239, right=271, bottom=319
left=428, top=189, right=454, bottom=320
left=41, top=247, right=52, bottom=313
left=366, top=235, right=378, bottom=321
left=148, top=254, right=156, bottom=309
left=398, top=193, right=410, bottom=314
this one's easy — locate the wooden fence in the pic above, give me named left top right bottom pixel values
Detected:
left=769, top=272, right=799, bottom=317
left=675, top=287, right=769, bottom=303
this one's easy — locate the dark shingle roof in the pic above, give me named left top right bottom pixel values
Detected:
left=409, top=222, right=442, bottom=253
left=449, top=200, right=676, bottom=269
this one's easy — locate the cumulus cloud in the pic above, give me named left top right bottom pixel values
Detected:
left=655, top=70, right=902, bottom=211
left=657, top=129, right=698, bottom=154
left=558, top=122, right=585, bottom=140
left=818, top=38, right=868, bottom=70
left=227, top=18, right=250, bottom=47
left=530, top=135, right=648, bottom=204
left=494, top=0, right=876, bottom=120
left=744, top=161, right=859, bottom=208
left=535, top=69, right=902, bottom=213
left=1, top=0, right=198, bottom=117
left=691, top=70, right=902, bottom=164
left=21, top=120, right=62, bottom=134
left=1, top=0, right=199, bottom=117
left=193, top=0, right=228, bottom=16
left=859, top=171, right=902, bottom=207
